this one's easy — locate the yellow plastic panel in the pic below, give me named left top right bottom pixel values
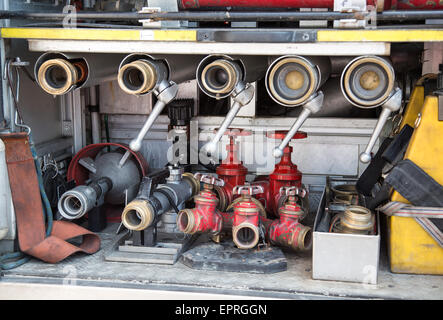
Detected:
left=318, top=30, right=443, bottom=42
left=399, top=86, right=424, bottom=130
left=1, top=28, right=197, bottom=42
left=1, top=27, right=140, bottom=40
left=389, top=96, right=443, bottom=274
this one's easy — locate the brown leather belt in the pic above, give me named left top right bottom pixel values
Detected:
left=1, top=132, right=100, bottom=263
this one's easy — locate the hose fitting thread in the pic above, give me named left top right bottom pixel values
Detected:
left=121, top=200, right=155, bottom=231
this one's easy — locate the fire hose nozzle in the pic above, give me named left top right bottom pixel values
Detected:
left=273, top=91, right=324, bottom=158
left=359, top=87, right=402, bottom=163
left=57, top=177, right=112, bottom=220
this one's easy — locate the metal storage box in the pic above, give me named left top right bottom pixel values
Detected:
left=312, top=179, right=380, bottom=285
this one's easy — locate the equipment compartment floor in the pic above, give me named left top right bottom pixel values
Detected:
left=2, top=186, right=442, bottom=300
left=2, top=221, right=442, bottom=300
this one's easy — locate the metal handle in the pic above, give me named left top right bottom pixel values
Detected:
left=359, top=87, right=402, bottom=163
left=119, top=81, right=178, bottom=167
left=273, top=91, right=324, bottom=158
left=233, top=184, right=264, bottom=196
left=279, top=186, right=307, bottom=198
left=202, top=83, right=255, bottom=156
left=194, top=173, right=225, bottom=187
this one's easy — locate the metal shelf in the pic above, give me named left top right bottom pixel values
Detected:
left=2, top=26, right=442, bottom=55
left=3, top=26, right=443, bottom=42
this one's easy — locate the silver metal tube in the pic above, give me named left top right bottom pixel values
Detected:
left=90, top=86, right=101, bottom=144
left=91, top=111, right=101, bottom=144
left=273, top=108, right=311, bottom=158
left=119, top=81, right=179, bottom=167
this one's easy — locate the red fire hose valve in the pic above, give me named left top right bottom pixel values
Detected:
left=267, top=199, right=312, bottom=251
left=267, top=130, right=307, bottom=214
left=177, top=173, right=224, bottom=236
left=231, top=184, right=264, bottom=249
left=216, top=129, right=251, bottom=188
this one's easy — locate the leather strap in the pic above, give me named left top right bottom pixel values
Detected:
left=1, top=132, right=100, bottom=264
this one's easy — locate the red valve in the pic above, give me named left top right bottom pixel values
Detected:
left=265, top=130, right=306, bottom=215
left=266, top=200, right=312, bottom=251
left=216, top=128, right=250, bottom=190
left=232, top=184, right=263, bottom=249
left=177, top=176, right=223, bottom=236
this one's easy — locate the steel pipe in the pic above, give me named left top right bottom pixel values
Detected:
left=178, top=0, right=443, bottom=10
left=4, top=10, right=443, bottom=22
left=201, top=83, right=255, bottom=156
left=122, top=168, right=199, bottom=231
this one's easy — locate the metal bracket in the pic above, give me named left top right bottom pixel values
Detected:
left=78, top=157, right=96, bottom=174
left=138, top=7, right=162, bottom=28
left=136, top=168, right=170, bottom=200
left=333, top=0, right=367, bottom=29
left=197, top=30, right=317, bottom=43
left=365, top=5, right=377, bottom=29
